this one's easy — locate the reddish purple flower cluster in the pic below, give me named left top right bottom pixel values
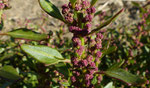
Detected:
left=0, top=3, right=5, bottom=9
left=62, top=0, right=96, bottom=36
left=61, top=0, right=104, bottom=87
left=141, top=9, right=150, bottom=27
left=131, top=9, right=150, bottom=49
left=62, top=4, right=73, bottom=23
left=98, top=11, right=106, bottom=22
left=70, top=32, right=103, bottom=87
left=0, top=0, right=10, bottom=10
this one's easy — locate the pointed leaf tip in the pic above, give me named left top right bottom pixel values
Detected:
left=105, top=68, right=146, bottom=86
left=39, top=0, right=65, bottom=22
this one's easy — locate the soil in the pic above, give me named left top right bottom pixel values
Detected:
left=0, top=0, right=148, bottom=40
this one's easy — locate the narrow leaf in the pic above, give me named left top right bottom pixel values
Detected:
left=21, top=44, right=64, bottom=65
left=39, top=0, right=65, bottom=22
left=0, top=65, right=21, bottom=81
left=105, top=69, right=146, bottom=86
left=91, top=0, right=98, bottom=7
left=104, top=82, right=115, bottom=88
left=0, top=47, right=5, bottom=53
left=94, top=10, right=102, bottom=16
left=7, top=28, right=48, bottom=41
left=87, top=8, right=124, bottom=36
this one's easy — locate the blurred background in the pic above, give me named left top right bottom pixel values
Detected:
left=1, top=0, right=148, bottom=35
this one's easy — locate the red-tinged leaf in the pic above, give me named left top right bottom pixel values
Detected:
left=104, top=69, right=146, bottom=86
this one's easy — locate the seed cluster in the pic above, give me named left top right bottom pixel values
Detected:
left=70, top=33, right=103, bottom=88
left=62, top=0, right=103, bottom=87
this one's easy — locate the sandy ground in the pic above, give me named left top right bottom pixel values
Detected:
left=3, top=0, right=68, bottom=31
left=0, top=0, right=147, bottom=40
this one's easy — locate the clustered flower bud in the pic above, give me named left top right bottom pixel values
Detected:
left=75, top=4, right=82, bottom=11
left=69, top=26, right=82, bottom=32
left=83, top=14, right=93, bottom=22
left=0, top=3, right=5, bottom=9
left=61, top=0, right=96, bottom=36
left=86, top=7, right=96, bottom=14
left=72, top=36, right=81, bottom=47
left=138, top=9, right=150, bottom=31
left=62, top=4, right=69, bottom=14
left=76, top=45, right=84, bottom=56
left=70, top=32, right=103, bottom=87
left=98, top=11, right=106, bottom=22
left=82, top=0, right=90, bottom=9
left=62, top=4, right=73, bottom=23
left=61, top=0, right=104, bottom=87
left=130, top=9, right=150, bottom=50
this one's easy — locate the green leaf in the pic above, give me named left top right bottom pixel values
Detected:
left=104, top=82, right=115, bottom=88
left=39, top=0, right=65, bottom=22
left=61, top=81, right=70, bottom=86
left=7, top=28, right=48, bottom=41
left=107, top=60, right=125, bottom=71
left=69, top=0, right=76, bottom=8
left=101, top=46, right=117, bottom=58
left=105, top=69, right=146, bottom=86
left=0, top=65, right=21, bottom=81
left=144, top=46, right=149, bottom=53
left=90, top=0, right=98, bottom=7
left=94, top=10, right=102, bottom=16
left=88, top=9, right=124, bottom=36
left=91, top=76, right=97, bottom=85
left=21, top=44, right=65, bottom=65
left=0, top=47, right=5, bottom=53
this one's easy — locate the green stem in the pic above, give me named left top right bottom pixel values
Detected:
left=81, top=37, right=84, bottom=46
left=80, top=37, right=85, bottom=58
